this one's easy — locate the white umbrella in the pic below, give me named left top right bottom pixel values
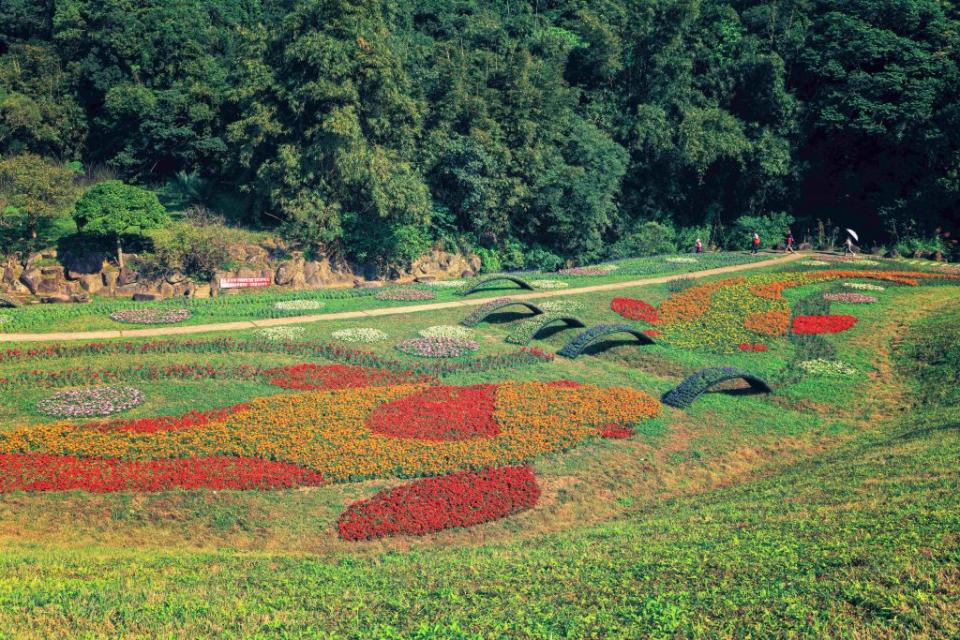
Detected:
left=845, top=228, right=859, bottom=242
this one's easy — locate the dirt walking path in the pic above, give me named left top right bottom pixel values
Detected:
left=1, top=252, right=805, bottom=343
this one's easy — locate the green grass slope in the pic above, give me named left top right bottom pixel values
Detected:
left=0, top=304, right=956, bottom=638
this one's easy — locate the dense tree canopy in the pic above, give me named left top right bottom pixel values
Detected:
left=1, top=0, right=957, bottom=264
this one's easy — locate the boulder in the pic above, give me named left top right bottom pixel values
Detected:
left=885, top=249, right=900, bottom=259
left=192, top=284, right=212, bottom=299
left=40, top=294, right=72, bottom=304
left=70, top=294, right=91, bottom=304
left=19, top=269, right=42, bottom=294
left=78, top=274, right=103, bottom=294
left=415, top=275, right=438, bottom=283
left=118, top=267, right=139, bottom=286
left=798, top=242, right=813, bottom=251
left=165, top=272, right=187, bottom=285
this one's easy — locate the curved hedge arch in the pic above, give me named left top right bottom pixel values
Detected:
left=662, top=367, right=772, bottom=409
left=462, top=298, right=545, bottom=327
left=461, top=276, right=535, bottom=296
left=505, top=313, right=586, bottom=345
left=557, top=324, right=655, bottom=358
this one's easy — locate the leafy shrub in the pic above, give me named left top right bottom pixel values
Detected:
left=147, top=221, right=232, bottom=281
left=666, top=277, right=696, bottom=293
left=608, top=221, right=677, bottom=258
left=525, top=246, right=563, bottom=271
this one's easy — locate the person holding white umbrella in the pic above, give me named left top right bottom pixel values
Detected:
left=844, top=228, right=858, bottom=255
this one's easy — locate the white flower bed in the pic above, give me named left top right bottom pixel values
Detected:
left=801, top=260, right=831, bottom=267
left=418, top=325, right=474, bottom=340
left=843, top=282, right=885, bottom=291
left=798, top=359, right=857, bottom=376
left=274, top=299, right=324, bottom=311
left=424, top=279, right=467, bottom=288
left=331, top=327, right=388, bottom=343
left=665, top=257, right=698, bottom=264
left=530, top=279, right=569, bottom=289
left=257, top=326, right=306, bottom=342
left=538, top=299, right=584, bottom=313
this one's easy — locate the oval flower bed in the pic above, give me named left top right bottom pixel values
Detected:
left=418, top=325, right=474, bottom=340
left=843, top=282, right=885, bottom=292
left=558, top=264, right=617, bottom=276
left=331, top=327, right=388, bottom=343
left=395, top=336, right=480, bottom=358
left=257, top=326, right=306, bottom=341
left=424, top=279, right=467, bottom=288
left=530, top=279, right=569, bottom=289
left=823, top=292, right=877, bottom=304
left=38, top=385, right=145, bottom=418
left=274, top=299, right=323, bottom=312
left=110, top=308, right=191, bottom=324
left=337, top=465, right=540, bottom=540
left=791, top=314, right=858, bottom=335
left=374, top=288, right=436, bottom=302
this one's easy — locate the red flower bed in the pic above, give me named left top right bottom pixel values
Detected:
left=610, top=297, right=658, bottom=324
left=367, top=385, right=499, bottom=440
left=266, top=364, right=432, bottom=390
left=738, top=343, right=769, bottom=352
left=90, top=404, right=250, bottom=433
left=598, top=424, right=633, bottom=439
left=546, top=380, right=582, bottom=389
left=337, top=465, right=539, bottom=540
left=643, top=329, right=662, bottom=338
left=791, top=314, right=859, bottom=335
left=0, top=454, right=324, bottom=493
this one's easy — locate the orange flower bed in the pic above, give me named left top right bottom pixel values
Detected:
left=0, top=382, right=662, bottom=487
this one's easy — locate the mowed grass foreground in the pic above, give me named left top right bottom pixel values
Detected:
left=0, top=260, right=957, bottom=638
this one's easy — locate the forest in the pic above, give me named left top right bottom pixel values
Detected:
left=1, top=0, right=958, bottom=267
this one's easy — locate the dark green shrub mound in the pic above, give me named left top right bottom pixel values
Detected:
left=505, top=313, right=586, bottom=345
left=662, top=367, right=772, bottom=409
left=460, top=276, right=535, bottom=296
left=461, top=298, right=545, bottom=328
left=557, top=324, right=655, bottom=359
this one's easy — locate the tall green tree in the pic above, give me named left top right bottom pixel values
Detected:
left=0, top=153, right=78, bottom=257
left=73, top=180, right=168, bottom=268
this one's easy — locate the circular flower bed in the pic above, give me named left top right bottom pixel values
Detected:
left=257, top=326, right=306, bottom=341
left=823, top=292, right=877, bottom=304
left=798, top=359, right=856, bottom=376
left=843, top=282, right=885, bottom=291
left=38, top=385, right=145, bottom=418
left=418, top=325, right=474, bottom=340
left=375, top=288, right=437, bottom=301
left=530, top=279, right=569, bottom=289
left=274, top=299, right=323, bottom=312
left=331, top=327, right=388, bottom=343
left=558, top=264, right=617, bottom=276
left=395, top=336, right=480, bottom=358
left=110, top=308, right=191, bottom=324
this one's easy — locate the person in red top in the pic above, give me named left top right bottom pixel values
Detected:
left=785, top=230, right=795, bottom=253
left=695, top=238, right=703, bottom=254
left=751, top=232, right=761, bottom=254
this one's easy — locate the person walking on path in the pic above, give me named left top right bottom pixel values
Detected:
left=844, top=236, right=856, bottom=255
left=785, top=230, right=795, bottom=253
left=695, top=238, right=703, bottom=254
left=751, top=232, right=761, bottom=254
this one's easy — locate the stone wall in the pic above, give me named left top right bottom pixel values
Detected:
left=0, top=247, right=481, bottom=304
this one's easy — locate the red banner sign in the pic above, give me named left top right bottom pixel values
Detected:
left=219, top=276, right=272, bottom=290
